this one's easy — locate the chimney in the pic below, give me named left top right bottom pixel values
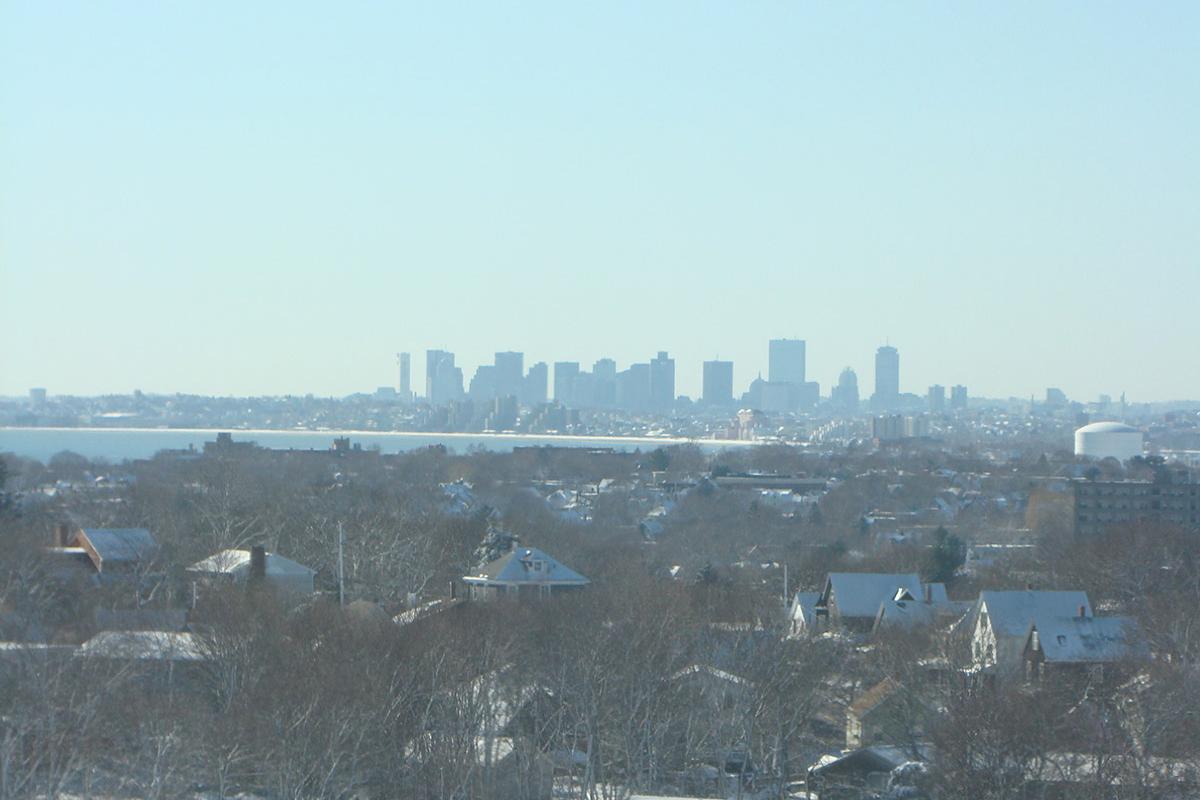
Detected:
left=250, top=546, right=266, bottom=581
left=1079, top=605, right=1087, bottom=619
left=1025, top=583, right=1034, bottom=591
left=450, top=580, right=457, bottom=600
left=924, top=584, right=933, bottom=603
left=54, top=523, right=72, bottom=548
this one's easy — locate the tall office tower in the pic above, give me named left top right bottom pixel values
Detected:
left=871, top=346, right=900, bottom=411
left=397, top=353, right=412, bottom=402
left=593, top=358, right=617, bottom=383
left=468, top=365, right=497, bottom=402
left=831, top=367, right=860, bottom=414
left=617, top=363, right=651, bottom=412
left=554, top=362, right=580, bottom=405
left=494, top=351, right=524, bottom=399
left=523, top=362, right=548, bottom=406
left=768, top=339, right=807, bottom=385
left=571, top=372, right=597, bottom=408
left=649, top=351, right=676, bottom=413
left=29, top=387, right=47, bottom=406
left=702, top=360, right=734, bottom=407
left=592, top=358, right=617, bottom=408
left=928, top=384, right=946, bottom=413
left=950, top=385, right=968, bottom=411
left=426, top=349, right=464, bottom=406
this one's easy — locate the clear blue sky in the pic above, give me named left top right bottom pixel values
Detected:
left=2, top=2, right=1197, bottom=401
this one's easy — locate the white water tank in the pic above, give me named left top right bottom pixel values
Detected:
left=1074, top=421, right=1143, bottom=463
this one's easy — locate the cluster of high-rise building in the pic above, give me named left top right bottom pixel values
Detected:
left=397, top=341, right=970, bottom=418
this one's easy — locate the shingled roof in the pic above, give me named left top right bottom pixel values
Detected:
left=1030, top=616, right=1145, bottom=664
left=74, top=528, right=158, bottom=571
left=822, top=573, right=925, bottom=619
left=463, top=547, right=589, bottom=587
left=978, top=590, right=1093, bottom=637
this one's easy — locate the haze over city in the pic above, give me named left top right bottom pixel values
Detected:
left=9, top=4, right=1200, bottom=800
left=3, top=3, right=1199, bottom=401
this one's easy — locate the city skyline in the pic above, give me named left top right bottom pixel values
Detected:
left=4, top=334, right=1192, bottom=405
left=8, top=334, right=1167, bottom=411
left=3, top=4, right=1198, bottom=402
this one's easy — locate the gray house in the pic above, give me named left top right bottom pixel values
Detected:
left=1023, top=613, right=1144, bottom=681
left=968, top=590, right=1093, bottom=675
left=817, top=573, right=925, bottom=632
left=462, top=547, right=588, bottom=601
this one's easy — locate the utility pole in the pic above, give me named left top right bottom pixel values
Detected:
left=337, top=521, right=345, bottom=607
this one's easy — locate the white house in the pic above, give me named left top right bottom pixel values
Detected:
left=787, top=591, right=821, bottom=636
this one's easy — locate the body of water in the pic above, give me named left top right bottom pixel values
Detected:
left=0, top=426, right=760, bottom=463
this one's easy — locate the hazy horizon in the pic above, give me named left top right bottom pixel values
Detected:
left=3, top=3, right=1197, bottom=402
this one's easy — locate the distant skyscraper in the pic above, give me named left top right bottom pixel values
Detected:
left=831, top=367, right=859, bottom=414
left=768, top=339, right=806, bottom=385
left=702, top=360, right=734, bottom=407
left=871, top=346, right=900, bottom=411
left=29, top=387, right=47, bottom=406
left=494, top=351, right=524, bottom=399
left=396, top=353, right=412, bottom=402
left=616, top=363, right=651, bottom=412
left=523, top=362, right=548, bottom=406
left=592, top=358, right=617, bottom=408
left=468, top=365, right=497, bottom=402
left=950, top=385, right=968, bottom=411
left=649, top=351, right=676, bottom=413
left=554, top=362, right=580, bottom=405
left=928, top=384, right=945, bottom=413
left=426, top=349, right=464, bottom=406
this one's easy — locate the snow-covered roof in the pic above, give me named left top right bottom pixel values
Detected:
left=78, top=528, right=158, bottom=564
left=979, top=590, right=1093, bottom=637
left=393, top=599, right=462, bottom=627
left=875, top=599, right=937, bottom=629
left=1030, top=615, right=1144, bottom=664
left=187, top=549, right=315, bottom=577
left=671, top=664, right=751, bottom=686
left=808, top=744, right=931, bottom=777
left=76, top=631, right=205, bottom=662
left=463, top=547, right=589, bottom=587
left=824, top=573, right=924, bottom=619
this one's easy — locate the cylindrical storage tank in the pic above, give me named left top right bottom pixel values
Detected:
left=1074, top=421, right=1144, bottom=462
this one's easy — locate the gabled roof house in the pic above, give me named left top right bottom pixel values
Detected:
left=71, top=528, right=158, bottom=573
left=969, top=590, right=1093, bottom=674
left=462, top=547, right=588, bottom=601
left=188, top=547, right=316, bottom=595
left=818, top=573, right=929, bottom=631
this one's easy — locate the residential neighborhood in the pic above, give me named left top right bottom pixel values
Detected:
left=2, top=425, right=1199, bottom=799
